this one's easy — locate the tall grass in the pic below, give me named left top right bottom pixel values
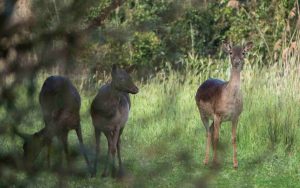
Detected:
left=2, top=52, right=300, bottom=187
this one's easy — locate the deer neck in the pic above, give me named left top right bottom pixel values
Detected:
left=110, top=82, right=122, bottom=99
left=227, top=67, right=241, bottom=95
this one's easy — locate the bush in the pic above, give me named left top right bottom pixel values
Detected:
left=130, top=31, right=164, bottom=68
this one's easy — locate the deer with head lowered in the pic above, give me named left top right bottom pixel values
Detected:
left=195, top=41, right=253, bottom=168
left=15, top=76, right=91, bottom=173
left=91, top=64, right=139, bottom=177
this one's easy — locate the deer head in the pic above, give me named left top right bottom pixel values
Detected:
left=223, top=41, right=253, bottom=70
left=111, top=64, right=139, bottom=94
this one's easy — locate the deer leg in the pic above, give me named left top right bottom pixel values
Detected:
left=201, top=116, right=210, bottom=165
left=102, top=133, right=112, bottom=177
left=210, top=122, right=214, bottom=146
left=232, top=120, right=238, bottom=169
left=117, top=128, right=124, bottom=177
left=111, top=129, right=120, bottom=178
left=60, top=133, right=70, bottom=170
left=75, top=126, right=92, bottom=174
left=212, top=116, right=221, bottom=165
left=102, top=129, right=120, bottom=178
left=47, top=141, right=52, bottom=168
left=92, top=128, right=101, bottom=177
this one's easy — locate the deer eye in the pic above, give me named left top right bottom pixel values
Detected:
left=229, top=51, right=233, bottom=55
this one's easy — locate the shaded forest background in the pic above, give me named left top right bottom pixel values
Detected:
left=2, top=0, right=298, bottom=75
left=84, top=0, right=298, bottom=72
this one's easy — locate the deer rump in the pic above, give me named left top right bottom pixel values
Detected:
left=39, top=76, right=81, bottom=131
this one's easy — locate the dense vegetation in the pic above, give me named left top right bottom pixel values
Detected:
left=0, top=0, right=300, bottom=187
left=27, top=0, right=299, bottom=73
left=2, top=63, right=300, bottom=187
left=82, top=0, right=298, bottom=71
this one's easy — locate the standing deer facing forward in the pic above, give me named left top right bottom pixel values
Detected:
left=195, top=42, right=253, bottom=168
left=17, top=76, right=91, bottom=172
left=91, top=65, right=138, bottom=177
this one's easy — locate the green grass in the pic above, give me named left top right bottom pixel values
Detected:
left=1, top=63, right=300, bottom=187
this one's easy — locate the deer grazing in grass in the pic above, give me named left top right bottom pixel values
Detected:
left=195, top=41, right=253, bottom=168
left=91, top=64, right=139, bottom=177
left=16, top=76, right=91, bottom=172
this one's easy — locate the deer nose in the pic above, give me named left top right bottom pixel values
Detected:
left=233, top=59, right=242, bottom=66
left=233, top=58, right=241, bottom=63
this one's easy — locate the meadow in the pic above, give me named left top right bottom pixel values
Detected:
left=1, top=58, right=300, bottom=187
left=1, top=1, right=300, bottom=187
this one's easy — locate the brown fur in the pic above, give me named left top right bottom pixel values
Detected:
left=21, top=76, right=91, bottom=173
left=91, top=65, right=138, bottom=178
left=196, top=78, right=226, bottom=103
left=195, top=42, right=253, bottom=168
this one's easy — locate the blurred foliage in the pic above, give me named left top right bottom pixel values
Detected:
left=0, top=0, right=127, bottom=186
left=80, top=0, right=299, bottom=74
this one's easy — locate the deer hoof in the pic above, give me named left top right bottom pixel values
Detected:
left=117, top=167, right=125, bottom=178
left=111, top=166, right=117, bottom=178
left=212, top=160, right=221, bottom=169
left=203, top=159, right=209, bottom=165
left=233, top=162, right=238, bottom=169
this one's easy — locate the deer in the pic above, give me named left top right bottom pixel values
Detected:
left=90, top=64, right=139, bottom=178
left=15, top=76, right=91, bottom=173
left=195, top=41, right=253, bottom=168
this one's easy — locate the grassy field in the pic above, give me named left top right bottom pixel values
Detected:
left=1, top=62, right=300, bottom=187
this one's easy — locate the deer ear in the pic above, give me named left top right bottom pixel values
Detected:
left=243, top=41, right=253, bottom=52
left=222, top=42, right=232, bottom=54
